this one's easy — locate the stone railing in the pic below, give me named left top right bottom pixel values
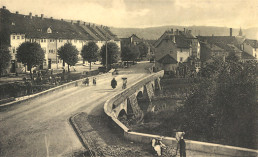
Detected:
left=103, top=70, right=258, bottom=157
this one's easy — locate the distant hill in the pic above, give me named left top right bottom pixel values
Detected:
left=110, top=26, right=258, bottom=40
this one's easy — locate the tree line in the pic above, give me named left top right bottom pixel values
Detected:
left=0, top=38, right=150, bottom=76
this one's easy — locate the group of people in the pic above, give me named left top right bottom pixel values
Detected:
left=111, top=77, right=127, bottom=89
left=151, top=131, right=186, bottom=157
left=84, top=77, right=96, bottom=86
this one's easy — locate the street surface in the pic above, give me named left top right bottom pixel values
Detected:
left=0, top=62, right=151, bottom=157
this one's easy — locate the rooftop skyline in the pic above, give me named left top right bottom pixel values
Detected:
left=1, top=0, right=258, bottom=28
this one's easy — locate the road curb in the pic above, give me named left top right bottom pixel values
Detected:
left=69, top=113, right=96, bottom=157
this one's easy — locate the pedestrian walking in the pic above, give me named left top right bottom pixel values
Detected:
left=111, top=78, right=117, bottom=89
left=93, top=77, right=96, bottom=85
left=175, top=131, right=185, bottom=156
left=179, top=138, right=186, bottom=157
left=84, top=77, right=89, bottom=86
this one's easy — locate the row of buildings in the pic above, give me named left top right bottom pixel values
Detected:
left=1, top=6, right=257, bottom=75
left=147, top=28, right=257, bottom=75
left=1, top=6, right=120, bottom=74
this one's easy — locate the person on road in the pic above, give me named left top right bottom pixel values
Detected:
left=175, top=131, right=185, bottom=156
left=93, top=77, right=96, bottom=85
left=151, top=138, right=166, bottom=156
left=111, top=78, right=117, bottom=89
left=84, top=77, right=89, bottom=86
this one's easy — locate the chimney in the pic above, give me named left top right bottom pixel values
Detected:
left=2, top=6, right=6, bottom=9
left=171, top=29, right=173, bottom=33
left=77, top=20, right=80, bottom=25
left=16, top=11, right=19, bottom=14
left=41, top=14, right=44, bottom=19
left=176, top=29, right=179, bottom=35
left=84, top=22, right=86, bottom=26
left=173, top=36, right=176, bottom=43
left=188, top=30, right=192, bottom=34
left=50, top=17, right=53, bottom=20
left=71, top=20, right=73, bottom=24
left=29, top=12, right=32, bottom=19
left=230, top=28, right=232, bottom=36
left=184, top=28, right=186, bottom=33
left=35, top=15, right=38, bottom=18
left=89, top=23, right=90, bottom=26
left=61, top=19, right=63, bottom=21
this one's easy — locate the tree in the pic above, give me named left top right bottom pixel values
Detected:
left=138, top=42, right=148, bottom=60
left=179, top=54, right=257, bottom=148
left=100, top=42, right=120, bottom=69
left=0, top=46, right=11, bottom=77
left=0, top=8, right=11, bottom=46
left=121, top=45, right=139, bottom=63
left=58, top=43, right=79, bottom=72
left=81, top=41, right=99, bottom=70
left=16, top=42, right=45, bottom=74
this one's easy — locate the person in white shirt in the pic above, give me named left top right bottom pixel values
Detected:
left=152, top=138, right=166, bottom=156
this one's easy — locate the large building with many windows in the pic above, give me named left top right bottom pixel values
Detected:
left=1, top=6, right=120, bottom=73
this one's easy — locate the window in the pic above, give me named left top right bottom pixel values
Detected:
left=74, top=40, right=77, bottom=43
left=17, top=36, right=20, bottom=39
left=50, top=39, right=52, bottom=42
left=180, top=57, right=183, bottom=62
left=44, top=39, right=46, bottom=42
left=22, top=36, right=25, bottom=39
left=13, top=36, right=15, bottom=40
left=41, top=39, right=44, bottom=42
left=13, top=48, right=15, bottom=53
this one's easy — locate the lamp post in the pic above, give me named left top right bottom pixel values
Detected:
left=105, top=32, right=108, bottom=72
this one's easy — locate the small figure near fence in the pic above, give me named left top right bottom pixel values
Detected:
left=122, top=77, right=127, bottom=89
left=84, top=77, right=89, bottom=86
left=93, top=77, right=96, bottom=85
left=111, top=78, right=117, bottom=89
left=175, top=131, right=185, bottom=156
left=151, top=137, right=166, bottom=156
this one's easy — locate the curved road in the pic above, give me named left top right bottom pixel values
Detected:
left=0, top=64, right=150, bottom=156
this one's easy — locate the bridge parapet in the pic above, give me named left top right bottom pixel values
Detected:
left=103, top=70, right=258, bottom=157
left=104, top=70, right=164, bottom=118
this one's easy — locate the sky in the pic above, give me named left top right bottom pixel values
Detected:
left=1, top=0, right=258, bottom=28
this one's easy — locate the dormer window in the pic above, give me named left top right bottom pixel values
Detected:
left=12, top=22, right=15, bottom=26
left=47, top=27, right=52, bottom=34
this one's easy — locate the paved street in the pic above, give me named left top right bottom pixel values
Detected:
left=0, top=63, right=150, bottom=156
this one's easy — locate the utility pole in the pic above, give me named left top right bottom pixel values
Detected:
left=105, top=32, right=108, bottom=72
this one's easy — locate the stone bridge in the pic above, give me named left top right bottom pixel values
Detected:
left=104, top=70, right=164, bottom=119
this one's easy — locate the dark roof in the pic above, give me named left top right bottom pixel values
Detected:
left=198, top=36, right=237, bottom=45
left=8, top=12, right=117, bottom=41
left=242, top=51, right=257, bottom=60
left=130, top=34, right=142, bottom=42
left=179, top=31, right=196, bottom=39
left=175, top=35, right=191, bottom=48
left=158, top=54, right=178, bottom=64
left=245, top=39, right=258, bottom=48
left=154, top=30, right=192, bottom=49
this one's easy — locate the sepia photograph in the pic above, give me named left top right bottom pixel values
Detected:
left=0, top=0, right=257, bottom=156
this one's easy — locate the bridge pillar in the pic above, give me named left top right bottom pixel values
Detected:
left=155, top=77, right=161, bottom=91
left=128, top=94, right=144, bottom=122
